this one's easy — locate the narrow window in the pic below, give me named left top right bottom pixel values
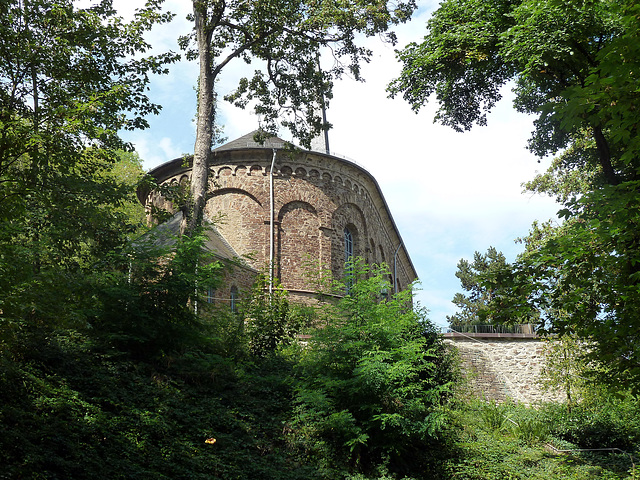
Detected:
left=344, top=227, right=354, bottom=262
left=344, top=227, right=354, bottom=293
left=206, top=286, right=215, bottom=304
left=230, top=286, right=238, bottom=313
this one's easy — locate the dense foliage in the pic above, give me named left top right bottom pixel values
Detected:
left=447, top=247, right=510, bottom=326
left=0, top=0, right=176, bottom=349
left=391, top=0, right=640, bottom=392
left=444, top=399, right=639, bottom=480
left=0, top=4, right=458, bottom=476
left=0, top=328, right=309, bottom=479
left=240, top=273, right=307, bottom=358
left=2, top=1, right=638, bottom=478
left=292, top=260, right=457, bottom=478
left=0, top=248, right=460, bottom=479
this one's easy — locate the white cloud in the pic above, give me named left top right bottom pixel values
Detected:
left=158, top=137, right=182, bottom=160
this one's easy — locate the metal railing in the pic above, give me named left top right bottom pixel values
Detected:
left=445, top=324, right=536, bottom=335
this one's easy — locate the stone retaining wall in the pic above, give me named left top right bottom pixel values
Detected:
left=444, top=334, right=565, bottom=405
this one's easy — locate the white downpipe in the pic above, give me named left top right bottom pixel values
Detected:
left=194, top=260, right=199, bottom=316
left=269, top=148, right=277, bottom=296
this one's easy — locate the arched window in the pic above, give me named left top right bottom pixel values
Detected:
left=230, top=286, right=238, bottom=313
left=344, top=227, right=355, bottom=294
left=344, top=227, right=354, bottom=262
left=206, top=286, right=215, bottom=304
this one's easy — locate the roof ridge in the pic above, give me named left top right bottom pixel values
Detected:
left=215, top=130, right=289, bottom=151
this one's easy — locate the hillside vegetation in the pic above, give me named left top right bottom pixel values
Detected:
left=1, top=247, right=460, bottom=479
left=1, top=246, right=638, bottom=479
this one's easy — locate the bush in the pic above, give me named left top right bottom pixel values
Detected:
left=291, top=260, right=457, bottom=478
left=543, top=394, right=640, bottom=450
left=512, top=416, right=548, bottom=446
left=474, top=401, right=548, bottom=445
left=478, top=401, right=509, bottom=433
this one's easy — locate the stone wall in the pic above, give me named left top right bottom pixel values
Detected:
left=444, top=334, right=565, bottom=405
left=203, top=148, right=415, bottom=293
left=214, top=261, right=258, bottom=308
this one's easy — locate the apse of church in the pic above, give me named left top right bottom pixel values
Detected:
left=139, top=131, right=417, bottom=304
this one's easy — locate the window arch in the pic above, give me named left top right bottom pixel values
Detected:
left=344, top=227, right=355, bottom=294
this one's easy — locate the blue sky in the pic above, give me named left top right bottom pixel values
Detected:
left=116, top=0, right=560, bottom=328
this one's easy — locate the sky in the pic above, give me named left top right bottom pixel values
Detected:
left=116, top=0, right=561, bottom=328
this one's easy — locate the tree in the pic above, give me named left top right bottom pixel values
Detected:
left=389, top=0, right=624, bottom=182
left=539, top=332, right=593, bottom=412
left=0, top=0, right=177, bottom=342
left=96, top=227, right=225, bottom=359
left=178, top=0, right=417, bottom=232
left=108, top=150, right=149, bottom=239
left=487, top=203, right=640, bottom=391
left=447, top=247, right=508, bottom=326
left=241, top=272, right=305, bottom=358
left=389, top=0, right=640, bottom=391
left=292, top=259, right=456, bottom=477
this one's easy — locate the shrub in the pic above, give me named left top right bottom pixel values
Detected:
left=291, top=260, right=457, bottom=478
left=512, top=416, right=548, bottom=446
left=543, top=394, right=640, bottom=450
left=479, top=401, right=509, bottom=433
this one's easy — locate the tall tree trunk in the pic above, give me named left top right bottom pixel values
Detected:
left=593, top=125, right=618, bottom=186
left=183, top=3, right=215, bottom=236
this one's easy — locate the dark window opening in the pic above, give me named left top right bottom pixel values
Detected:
left=230, top=286, right=238, bottom=313
left=344, top=227, right=354, bottom=262
left=344, top=227, right=355, bottom=293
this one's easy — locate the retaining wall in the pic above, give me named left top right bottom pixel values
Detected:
left=444, top=333, right=565, bottom=405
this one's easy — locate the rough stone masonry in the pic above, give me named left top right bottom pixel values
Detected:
left=139, top=130, right=418, bottom=306
left=444, top=333, right=565, bottom=405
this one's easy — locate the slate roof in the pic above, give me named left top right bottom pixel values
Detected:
left=215, top=130, right=289, bottom=152
left=133, top=211, right=241, bottom=264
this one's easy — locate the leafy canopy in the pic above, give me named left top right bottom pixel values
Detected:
left=182, top=0, right=417, bottom=147
left=0, top=0, right=176, bottom=338
left=390, top=0, right=640, bottom=392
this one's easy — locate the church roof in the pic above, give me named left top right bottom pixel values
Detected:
left=215, top=130, right=288, bottom=152
left=132, top=211, right=246, bottom=266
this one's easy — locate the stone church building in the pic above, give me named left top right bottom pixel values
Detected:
left=138, top=131, right=417, bottom=307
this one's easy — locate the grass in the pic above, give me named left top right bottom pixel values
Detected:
left=443, top=400, right=639, bottom=480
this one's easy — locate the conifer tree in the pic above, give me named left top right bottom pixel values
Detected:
left=447, top=247, right=507, bottom=326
